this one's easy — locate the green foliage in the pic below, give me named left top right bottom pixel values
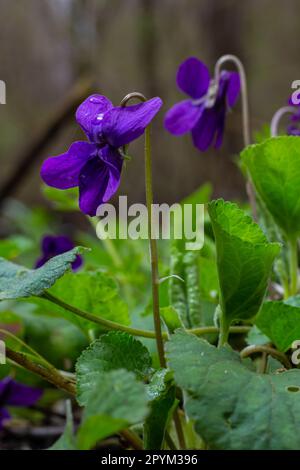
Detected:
left=167, top=330, right=300, bottom=450
left=256, top=299, right=300, bottom=351
left=144, top=369, right=176, bottom=449
left=0, top=248, right=85, bottom=300
left=50, top=401, right=77, bottom=450
left=76, top=331, right=152, bottom=405
left=242, top=136, right=300, bottom=239
left=208, top=199, right=280, bottom=328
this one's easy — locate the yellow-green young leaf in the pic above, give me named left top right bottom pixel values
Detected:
left=241, top=136, right=300, bottom=238
left=0, top=248, right=85, bottom=300
left=256, top=298, right=300, bottom=352
left=167, top=330, right=300, bottom=450
left=208, top=200, right=280, bottom=325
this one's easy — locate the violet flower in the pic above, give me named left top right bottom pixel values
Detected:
left=164, top=57, right=240, bottom=151
left=35, top=235, right=82, bottom=271
left=0, top=377, right=42, bottom=429
left=287, top=97, right=300, bottom=136
left=41, top=95, right=162, bottom=216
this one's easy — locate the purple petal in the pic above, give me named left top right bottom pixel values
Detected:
left=0, top=407, right=10, bottom=429
left=41, top=141, right=97, bottom=189
left=164, top=100, right=204, bottom=135
left=76, top=95, right=113, bottom=141
left=79, top=147, right=123, bottom=216
left=0, top=378, right=42, bottom=407
left=176, top=57, right=210, bottom=99
left=214, top=107, right=227, bottom=149
left=226, top=71, right=240, bottom=107
left=192, top=108, right=218, bottom=151
left=102, top=97, right=163, bottom=148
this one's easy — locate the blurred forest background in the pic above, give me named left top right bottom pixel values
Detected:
left=0, top=0, right=299, bottom=215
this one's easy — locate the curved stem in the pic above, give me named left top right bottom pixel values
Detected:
left=270, top=106, right=295, bottom=137
left=42, top=291, right=251, bottom=340
left=120, top=92, right=166, bottom=368
left=214, top=54, right=257, bottom=220
left=240, top=344, right=291, bottom=369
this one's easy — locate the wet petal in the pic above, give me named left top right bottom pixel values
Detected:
left=76, top=95, right=113, bottom=141
left=41, top=141, right=97, bottom=189
left=176, top=57, right=210, bottom=99
left=3, top=378, right=42, bottom=407
left=192, top=108, right=218, bottom=151
left=102, top=97, right=162, bottom=148
left=164, top=100, right=203, bottom=135
left=79, top=148, right=123, bottom=216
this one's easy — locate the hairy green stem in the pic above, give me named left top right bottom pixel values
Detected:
left=42, top=291, right=250, bottom=340
left=144, top=125, right=166, bottom=368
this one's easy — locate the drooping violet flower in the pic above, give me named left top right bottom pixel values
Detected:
left=164, top=57, right=240, bottom=151
left=35, top=235, right=82, bottom=270
left=0, top=377, right=42, bottom=429
left=41, top=95, right=162, bottom=216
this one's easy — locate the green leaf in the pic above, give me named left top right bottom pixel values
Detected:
left=0, top=248, right=85, bottom=300
left=144, top=369, right=176, bottom=450
left=77, top=370, right=148, bottom=449
left=76, top=331, right=152, bottom=405
left=208, top=199, right=280, bottom=326
left=47, top=271, right=130, bottom=330
left=242, top=136, right=300, bottom=238
left=42, top=185, right=79, bottom=211
left=167, top=330, right=300, bottom=450
left=256, top=299, right=300, bottom=352
left=50, top=401, right=77, bottom=450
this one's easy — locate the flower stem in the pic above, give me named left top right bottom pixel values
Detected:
left=270, top=106, right=296, bottom=137
left=214, top=54, right=257, bottom=220
left=119, top=91, right=165, bottom=368
left=217, top=308, right=230, bottom=347
left=289, top=237, right=298, bottom=296
left=144, top=125, right=166, bottom=368
left=240, top=344, right=291, bottom=369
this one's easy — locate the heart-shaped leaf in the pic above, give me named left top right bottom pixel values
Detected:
left=242, top=136, right=300, bottom=238
left=167, top=330, right=300, bottom=450
left=208, top=199, right=280, bottom=328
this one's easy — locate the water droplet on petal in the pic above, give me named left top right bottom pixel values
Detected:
left=89, top=96, right=102, bottom=104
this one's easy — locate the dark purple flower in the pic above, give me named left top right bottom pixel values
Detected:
left=0, top=377, right=42, bottom=429
left=41, top=95, right=162, bottom=216
left=35, top=235, right=83, bottom=271
left=164, top=57, right=240, bottom=151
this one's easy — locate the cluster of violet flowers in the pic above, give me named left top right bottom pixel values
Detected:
left=41, top=56, right=241, bottom=216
